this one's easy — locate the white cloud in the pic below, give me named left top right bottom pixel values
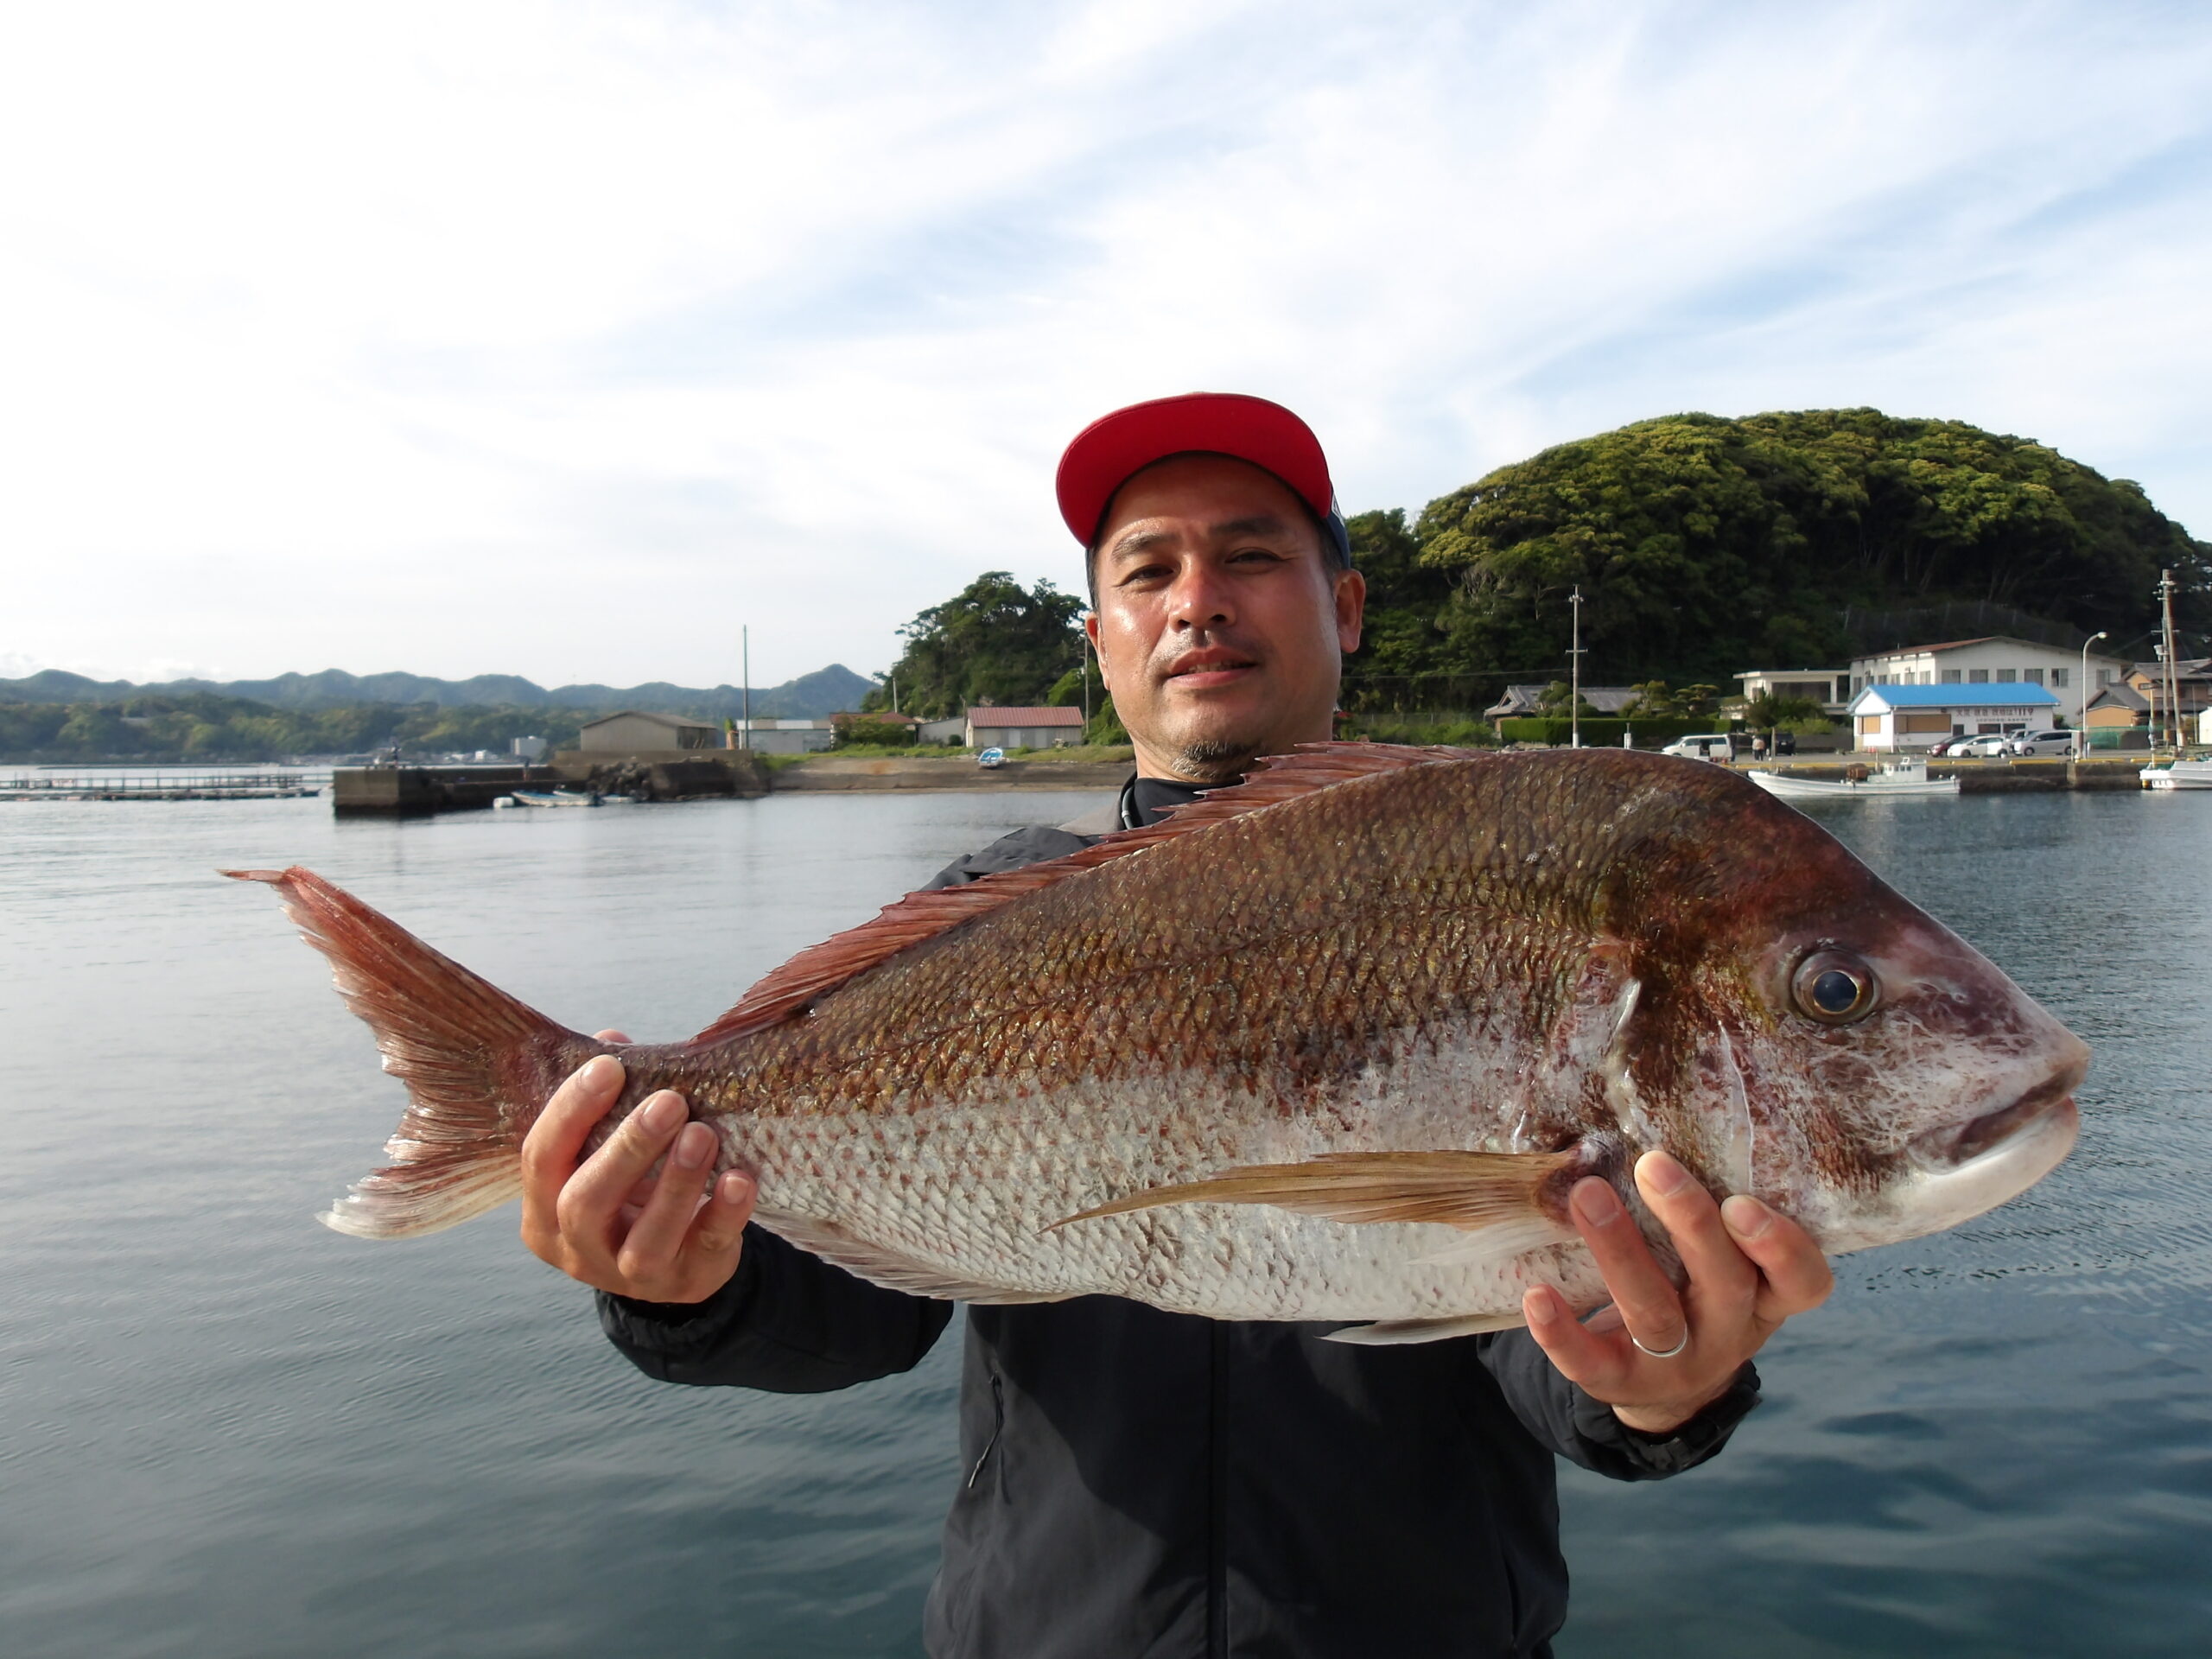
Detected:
left=2, top=0, right=2208, bottom=689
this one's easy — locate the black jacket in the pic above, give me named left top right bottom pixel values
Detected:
left=601, top=788, right=1758, bottom=1658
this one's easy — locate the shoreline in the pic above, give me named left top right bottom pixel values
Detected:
left=768, top=756, right=1127, bottom=792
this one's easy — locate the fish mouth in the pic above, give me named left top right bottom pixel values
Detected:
left=1908, top=1071, right=2081, bottom=1172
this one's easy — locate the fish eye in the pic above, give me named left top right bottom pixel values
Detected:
left=1791, top=951, right=1878, bottom=1024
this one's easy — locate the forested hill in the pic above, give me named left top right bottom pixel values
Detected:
left=0, top=663, right=875, bottom=720
left=1348, top=408, right=2209, bottom=706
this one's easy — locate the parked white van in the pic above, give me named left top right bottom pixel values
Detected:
left=1662, top=733, right=1736, bottom=761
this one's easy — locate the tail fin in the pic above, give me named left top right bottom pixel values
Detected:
left=226, top=866, right=582, bottom=1240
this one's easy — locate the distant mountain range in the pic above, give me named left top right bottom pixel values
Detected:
left=0, top=663, right=879, bottom=720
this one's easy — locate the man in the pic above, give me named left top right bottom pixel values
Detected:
left=519, top=394, right=1833, bottom=1656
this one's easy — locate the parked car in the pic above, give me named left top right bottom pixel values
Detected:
left=2007, top=730, right=2075, bottom=756
left=1661, top=733, right=1736, bottom=761
left=1923, top=735, right=1967, bottom=756
left=1958, top=734, right=2014, bottom=758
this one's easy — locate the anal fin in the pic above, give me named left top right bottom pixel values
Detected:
left=1325, top=1311, right=1528, bottom=1345
left=1046, top=1148, right=1582, bottom=1234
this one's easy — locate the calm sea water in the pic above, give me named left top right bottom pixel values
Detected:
left=2, top=785, right=2205, bottom=1656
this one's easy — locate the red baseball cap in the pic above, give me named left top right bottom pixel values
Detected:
left=1055, top=392, right=1350, bottom=563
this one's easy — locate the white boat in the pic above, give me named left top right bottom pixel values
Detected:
left=2140, top=759, right=2212, bottom=791
left=1748, top=761, right=1959, bottom=800
left=508, top=788, right=601, bottom=808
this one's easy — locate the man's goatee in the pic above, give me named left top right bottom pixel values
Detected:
left=1168, top=737, right=1257, bottom=783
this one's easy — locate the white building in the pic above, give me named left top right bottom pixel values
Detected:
left=729, top=718, right=835, bottom=754
left=1847, top=636, right=2127, bottom=730
left=1846, top=683, right=2063, bottom=752
left=1732, top=669, right=1853, bottom=715
left=966, top=706, right=1087, bottom=750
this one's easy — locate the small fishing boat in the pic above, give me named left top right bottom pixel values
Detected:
left=976, top=747, right=1007, bottom=770
left=507, top=788, right=601, bottom=808
left=2139, top=759, right=2212, bottom=791
left=1748, top=760, right=1959, bottom=800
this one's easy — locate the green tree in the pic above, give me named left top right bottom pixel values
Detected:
left=1086, top=695, right=1128, bottom=747
left=876, top=572, right=1085, bottom=718
left=1408, top=409, right=2208, bottom=685
left=832, top=712, right=917, bottom=747
left=1743, top=693, right=1827, bottom=728
left=1340, top=508, right=1464, bottom=712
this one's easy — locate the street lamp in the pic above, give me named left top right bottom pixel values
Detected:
left=2076, top=631, right=2107, bottom=760
left=1567, top=587, right=1586, bottom=748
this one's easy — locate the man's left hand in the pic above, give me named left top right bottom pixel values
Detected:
left=1521, top=1150, right=1834, bottom=1434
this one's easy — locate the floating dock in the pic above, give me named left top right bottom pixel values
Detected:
left=0, top=772, right=323, bottom=802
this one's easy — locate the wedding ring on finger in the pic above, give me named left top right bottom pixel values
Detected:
left=1630, top=1328, right=1690, bottom=1359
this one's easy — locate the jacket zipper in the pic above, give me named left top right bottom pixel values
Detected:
left=966, top=1371, right=1006, bottom=1491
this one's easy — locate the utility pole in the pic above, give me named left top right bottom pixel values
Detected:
left=2158, top=569, right=2181, bottom=753
left=1567, top=587, right=1586, bottom=749
left=741, top=625, right=751, bottom=750
left=890, top=673, right=899, bottom=715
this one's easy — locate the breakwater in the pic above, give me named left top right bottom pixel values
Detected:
left=332, top=752, right=772, bottom=814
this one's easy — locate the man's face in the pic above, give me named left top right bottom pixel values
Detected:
left=1085, top=454, right=1364, bottom=783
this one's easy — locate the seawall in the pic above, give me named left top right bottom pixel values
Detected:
left=1758, top=758, right=2148, bottom=792
left=334, top=750, right=772, bottom=813
left=769, top=757, right=1126, bottom=792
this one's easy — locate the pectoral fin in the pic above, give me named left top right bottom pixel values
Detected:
left=1046, top=1149, right=1582, bottom=1234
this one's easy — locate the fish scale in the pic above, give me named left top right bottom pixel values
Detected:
left=233, top=743, right=2088, bottom=1341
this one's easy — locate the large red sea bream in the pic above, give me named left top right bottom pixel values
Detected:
left=233, top=746, right=2088, bottom=1342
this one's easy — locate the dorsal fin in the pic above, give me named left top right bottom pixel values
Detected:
left=683, top=741, right=1478, bottom=1047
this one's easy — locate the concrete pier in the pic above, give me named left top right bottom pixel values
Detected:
left=334, top=751, right=772, bottom=815
left=333, top=764, right=562, bottom=815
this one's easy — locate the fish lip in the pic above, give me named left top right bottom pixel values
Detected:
left=1909, top=1071, right=2080, bottom=1171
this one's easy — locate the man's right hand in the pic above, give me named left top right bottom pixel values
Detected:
left=519, top=1033, right=756, bottom=1303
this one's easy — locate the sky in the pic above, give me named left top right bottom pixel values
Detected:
left=3, top=0, right=2209, bottom=692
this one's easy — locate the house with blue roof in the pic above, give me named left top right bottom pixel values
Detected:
left=1847, top=682, right=2063, bottom=752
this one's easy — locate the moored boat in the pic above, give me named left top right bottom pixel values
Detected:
left=2139, top=759, right=2212, bottom=791
left=1748, top=761, right=1960, bottom=800
left=507, top=788, right=601, bottom=808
